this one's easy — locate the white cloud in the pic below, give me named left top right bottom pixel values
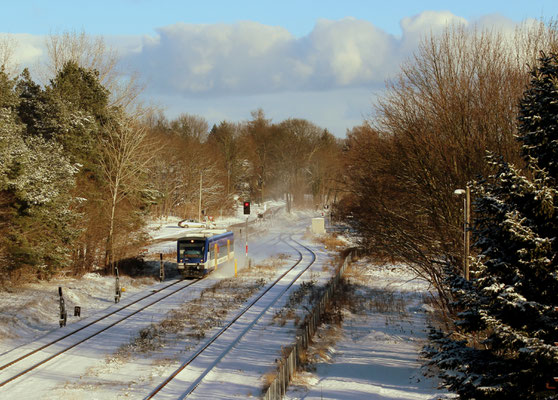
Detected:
left=125, top=17, right=402, bottom=96
left=399, top=11, right=469, bottom=52
left=1, top=33, right=44, bottom=67
left=400, top=10, right=468, bottom=35
left=1, top=12, right=537, bottom=136
left=6, top=12, right=528, bottom=99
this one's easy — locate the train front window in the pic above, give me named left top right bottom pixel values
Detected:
left=179, top=241, right=205, bottom=259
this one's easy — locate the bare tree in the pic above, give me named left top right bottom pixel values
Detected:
left=170, top=113, right=209, bottom=142
left=272, top=118, right=322, bottom=210
left=145, top=112, right=223, bottom=219
left=340, top=22, right=558, bottom=317
left=40, top=30, right=143, bottom=110
left=307, top=130, right=343, bottom=207
left=239, top=109, right=274, bottom=203
left=99, top=115, right=158, bottom=273
left=0, top=35, right=18, bottom=77
left=207, top=121, right=242, bottom=197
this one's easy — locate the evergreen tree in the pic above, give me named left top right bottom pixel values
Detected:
left=16, top=68, right=46, bottom=138
left=47, top=60, right=110, bottom=122
left=0, top=107, right=79, bottom=274
left=45, top=61, right=110, bottom=166
left=426, top=53, right=558, bottom=399
left=0, top=67, right=18, bottom=110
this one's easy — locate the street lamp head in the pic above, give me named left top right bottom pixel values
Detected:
left=454, top=189, right=466, bottom=196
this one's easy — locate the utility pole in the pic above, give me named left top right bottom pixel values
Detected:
left=260, top=165, right=264, bottom=204
left=198, top=170, right=203, bottom=222
left=464, top=186, right=471, bottom=281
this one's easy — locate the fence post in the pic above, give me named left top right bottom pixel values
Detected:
left=159, top=253, right=165, bottom=282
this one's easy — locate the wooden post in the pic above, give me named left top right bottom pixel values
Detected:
left=159, top=253, right=165, bottom=282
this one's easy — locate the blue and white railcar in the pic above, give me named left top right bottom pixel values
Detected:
left=177, top=229, right=234, bottom=278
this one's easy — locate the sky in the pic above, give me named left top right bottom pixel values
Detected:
left=2, top=1, right=558, bottom=137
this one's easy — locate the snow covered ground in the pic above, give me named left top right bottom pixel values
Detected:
left=0, top=205, right=449, bottom=399
left=285, top=260, right=451, bottom=400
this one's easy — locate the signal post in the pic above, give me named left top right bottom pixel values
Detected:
left=243, top=201, right=250, bottom=264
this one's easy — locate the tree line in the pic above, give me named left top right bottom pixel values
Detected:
left=0, top=32, right=344, bottom=283
left=336, top=21, right=558, bottom=398
left=146, top=109, right=343, bottom=220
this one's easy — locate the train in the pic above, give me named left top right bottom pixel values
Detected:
left=177, top=229, right=234, bottom=278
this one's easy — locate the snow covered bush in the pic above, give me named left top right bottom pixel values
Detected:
left=426, top=52, right=558, bottom=399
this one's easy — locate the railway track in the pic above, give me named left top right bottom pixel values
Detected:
left=145, top=235, right=317, bottom=399
left=0, top=230, right=318, bottom=398
left=0, top=277, right=201, bottom=388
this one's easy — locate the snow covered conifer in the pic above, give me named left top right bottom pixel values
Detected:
left=0, top=67, right=17, bottom=107
left=427, top=53, right=558, bottom=399
left=0, top=67, right=81, bottom=275
left=518, top=53, right=558, bottom=182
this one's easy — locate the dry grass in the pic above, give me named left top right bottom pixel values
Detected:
left=343, top=263, right=410, bottom=315
left=143, top=249, right=175, bottom=262
left=6, top=266, right=41, bottom=287
left=297, top=348, right=309, bottom=366
left=127, top=276, right=158, bottom=287
left=262, top=370, right=277, bottom=389
left=113, top=258, right=281, bottom=359
left=314, top=234, right=346, bottom=251
left=252, top=258, right=285, bottom=274
left=343, top=263, right=367, bottom=281
left=272, top=279, right=323, bottom=327
left=367, top=289, right=407, bottom=314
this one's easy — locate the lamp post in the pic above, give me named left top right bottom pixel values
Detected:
left=454, top=187, right=470, bottom=280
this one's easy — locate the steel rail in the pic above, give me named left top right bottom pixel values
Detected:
left=0, top=278, right=189, bottom=372
left=0, top=278, right=200, bottom=388
left=145, top=235, right=316, bottom=399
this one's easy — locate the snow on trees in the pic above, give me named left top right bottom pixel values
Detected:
left=0, top=107, right=79, bottom=273
left=426, top=53, right=558, bottom=399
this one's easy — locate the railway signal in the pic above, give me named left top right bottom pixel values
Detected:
left=243, top=201, right=250, bottom=215
left=58, top=287, right=67, bottom=327
left=115, top=266, right=121, bottom=303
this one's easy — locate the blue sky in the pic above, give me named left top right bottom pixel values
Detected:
left=2, top=1, right=558, bottom=136
left=4, top=1, right=556, bottom=36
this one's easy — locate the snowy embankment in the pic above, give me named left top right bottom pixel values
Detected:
left=0, top=273, right=157, bottom=355
left=286, top=260, right=452, bottom=400
left=0, top=205, right=450, bottom=399
left=0, top=201, right=283, bottom=355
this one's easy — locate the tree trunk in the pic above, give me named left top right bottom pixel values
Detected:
left=106, top=179, right=119, bottom=275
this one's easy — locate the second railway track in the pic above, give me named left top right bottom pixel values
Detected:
left=145, top=235, right=318, bottom=399
left=0, top=277, right=202, bottom=388
left=0, top=230, right=323, bottom=399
